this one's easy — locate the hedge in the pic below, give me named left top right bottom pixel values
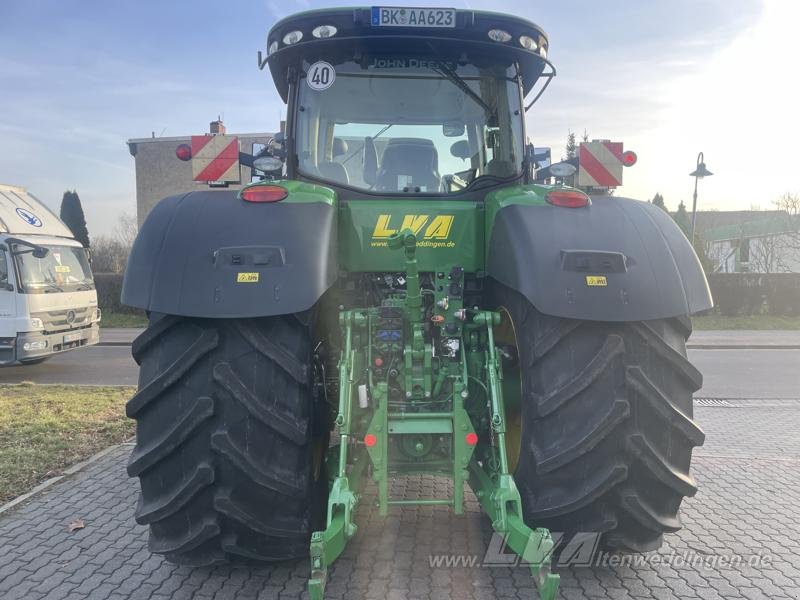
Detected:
left=707, top=273, right=800, bottom=316
left=93, top=272, right=144, bottom=315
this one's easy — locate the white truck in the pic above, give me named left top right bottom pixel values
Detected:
left=0, top=184, right=100, bottom=365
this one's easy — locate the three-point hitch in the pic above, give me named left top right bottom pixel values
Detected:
left=308, top=230, right=560, bottom=600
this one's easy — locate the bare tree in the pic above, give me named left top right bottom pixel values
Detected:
left=772, top=193, right=800, bottom=272
left=747, top=236, right=781, bottom=273
left=115, top=212, right=138, bottom=248
left=90, top=213, right=138, bottom=273
left=775, top=192, right=800, bottom=216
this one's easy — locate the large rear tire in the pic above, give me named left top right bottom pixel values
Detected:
left=492, top=284, right=705, bottom=552
left=127, top=313, right=327, bottom=565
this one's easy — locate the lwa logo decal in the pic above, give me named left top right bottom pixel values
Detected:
left=16, top=207, right=43, bottom=227
left=371, top=214, right=455, bottom=248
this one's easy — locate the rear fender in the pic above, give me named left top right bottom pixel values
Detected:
left=486, top=193, right=712, bottom=321
left=122, top=182, right=337, bottom=318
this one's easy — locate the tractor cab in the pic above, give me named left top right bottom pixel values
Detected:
left=262, top=7, right=552, bottom=196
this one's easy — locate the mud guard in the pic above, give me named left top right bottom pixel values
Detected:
left=487, top=196, right=713, bottom=321
left=122, top=190, right=337, bottom=318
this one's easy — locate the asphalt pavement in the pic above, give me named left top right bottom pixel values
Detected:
left=0, top=329, right=140, bottom=386
left=0, top=345, right=139, bottom=386
left=693, top=349, right=800, bottom=399
left=2, top=329, right=799, bottom=399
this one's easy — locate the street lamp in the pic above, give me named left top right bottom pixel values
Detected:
left=689, top=152, right=713, bottom=244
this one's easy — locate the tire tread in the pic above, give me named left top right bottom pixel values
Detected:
left=492, top=283, right=704, bottom=552
left=127, top=315, right=321, bottom=564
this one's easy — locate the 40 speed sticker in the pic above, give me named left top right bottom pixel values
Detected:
left=307, top=61, right=335, bottom=91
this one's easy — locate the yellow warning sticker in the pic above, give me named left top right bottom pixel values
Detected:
left=586, top=275, right=608, bottom=287
left=236, top=272, right=259, bottom=283
left=54, top=265, right=71, bottom=273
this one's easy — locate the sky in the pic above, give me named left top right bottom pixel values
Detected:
left=1, top=0, right=797, bottom=236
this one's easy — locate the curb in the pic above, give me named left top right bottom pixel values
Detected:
left=0, top=441, right=133, bottom=517
left=0, top=477, right=66, bottom=517
left=687, top=344, right=800, bottom=350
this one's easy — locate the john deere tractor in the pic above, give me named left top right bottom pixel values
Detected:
left=123, top=7, right=710, bottom=600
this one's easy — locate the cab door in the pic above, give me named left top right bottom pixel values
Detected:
left=0, top=247, right=19, bottom=360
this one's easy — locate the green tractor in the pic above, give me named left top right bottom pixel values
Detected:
left=122, top=7, right=710, bottom=600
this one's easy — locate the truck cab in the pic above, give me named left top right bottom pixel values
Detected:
left=0, top=184, right=100, bottom=365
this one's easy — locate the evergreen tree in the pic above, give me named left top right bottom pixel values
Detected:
left=692, top=238, right=714, bottom=274
left=60, top=190, right=90, bottom=248
left=651, top=193, right=668, bottom=212
left=667, top=200, right=712, bottom=272
left=564, top=131, right=578, bottom=160
left=673, top=200, right=691, bottom=238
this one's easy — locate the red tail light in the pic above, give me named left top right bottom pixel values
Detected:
left=546, top=189, right=590, bottom=208
left=364, top=434, right=377, bottom=447
left=465, top=432, right=478, bottom=446
left=622, top=150, right=637, bottom=166
left=175, top=144, right=192, bottom=161
left=240, top=185, right=288, bottom=203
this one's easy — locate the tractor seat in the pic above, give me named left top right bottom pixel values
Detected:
left=485, top=158, right=517, bottom=179
left=376, top=138, right=440, bottom=192
left=318, top=137, right=350, bottom=185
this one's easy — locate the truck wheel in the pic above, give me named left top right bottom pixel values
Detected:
left=491, top=284, right=704, bottom=553
left=126, top=313, right=327, bottom=565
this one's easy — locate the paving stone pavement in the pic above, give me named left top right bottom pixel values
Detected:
left=1, top=403, right=799, bottom=600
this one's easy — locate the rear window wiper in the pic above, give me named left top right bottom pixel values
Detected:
left=340, top=123, right=393, bottom=166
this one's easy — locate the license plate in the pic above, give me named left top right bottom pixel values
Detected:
left=63, top=332, right=82, bottom=343
left=371, top=7, right=456, bottom=28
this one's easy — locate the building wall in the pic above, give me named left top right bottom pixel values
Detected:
left=709, top=234, right=800, bottom=273
left=129, top=134, right=273, bottom=225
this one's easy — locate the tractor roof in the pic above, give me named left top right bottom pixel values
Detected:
left=265, top=7, right=550, bottom=102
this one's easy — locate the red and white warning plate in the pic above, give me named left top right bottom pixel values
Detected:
left=577, top=141, right=636, bottom=188
left=191, top=135, right=240, bottom=183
